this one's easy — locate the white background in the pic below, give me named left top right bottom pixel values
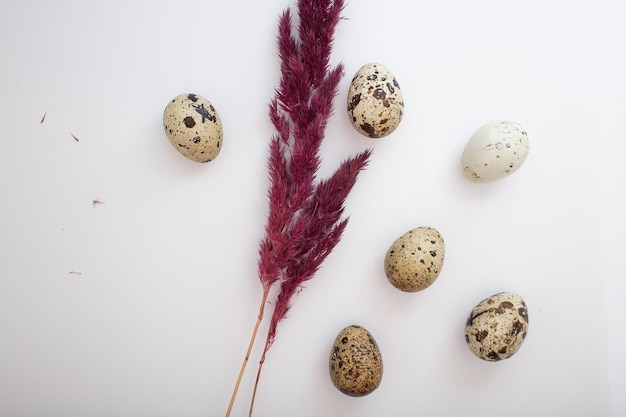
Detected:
left=1, top=0, right=625, bottom=416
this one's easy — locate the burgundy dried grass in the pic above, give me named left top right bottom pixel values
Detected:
left=225, top=1, right=371, bottom=416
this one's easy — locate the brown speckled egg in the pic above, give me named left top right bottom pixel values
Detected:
left=163, top=93, right=223, bottom=163
left=329, top=325, right=383, bottom=397
left=464, top=292, right=529, bottom=361
left=384, top=227, right=445, bottom=292
left=347, top=63, right=403, bottom=138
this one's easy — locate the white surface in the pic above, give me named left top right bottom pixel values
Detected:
left=1, top=1, right=624, bottom=416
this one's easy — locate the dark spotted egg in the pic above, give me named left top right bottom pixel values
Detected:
left=464, top=292, right=529, bottom=361
left=163, top=93, right=223, bottom=163
left=384, top=226, right=445, bottom=292
left=329, top=325, right=383, bottom=397
left=347, top=63, right=404, bottom=138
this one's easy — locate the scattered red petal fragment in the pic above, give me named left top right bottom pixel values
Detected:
left=92, top=199, right=105, bottom=206
left=70, top=133, right=79, bottom=142
left=40, top=112, right=47, bottom=124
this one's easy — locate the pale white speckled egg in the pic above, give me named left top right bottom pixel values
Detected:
left=464, top=292, right=529, bottom=361
left=329, top=325, right=383, bottom=397
left=163, top=93, right=223, bottom=163
left=384, top=226, right=445, bottom=292
left=461, top=120, right=529, bottom=182
left=347, top=63, right=404, bottom=138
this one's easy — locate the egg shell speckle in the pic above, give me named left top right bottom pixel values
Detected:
left=329, top=325, right=383, bottom=397
left=461, top=120, right=529, bottom=182
left=464, top=292, right=529, bottom=361
left=347, top=62, right=404, bottom=138
left=384, top=226, right=445, bottom=292
left=163, top=93, right=223, bottom=163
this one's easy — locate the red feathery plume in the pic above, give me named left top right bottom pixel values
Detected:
left=225, top=1, right=371, bottom=415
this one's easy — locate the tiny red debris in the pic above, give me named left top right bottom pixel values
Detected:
left=92, top=199, right=105, bottom=206
left=40, top=112, right=47, bottom=124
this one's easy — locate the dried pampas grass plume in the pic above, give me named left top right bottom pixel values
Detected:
left=225, top=1, right=372, bottom=415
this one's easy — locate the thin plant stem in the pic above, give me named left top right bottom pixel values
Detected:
left=225, top=286, right=271, bottom=417
left=248, top=337, right=271, bottom=417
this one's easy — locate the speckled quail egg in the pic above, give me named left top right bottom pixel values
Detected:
left=329, top=325, right=383, bottom=397
left=384, top=226, right=445, bottom=292
left=163, top=93, right=223, bottom=163
left=347, top=62, right=404, bottom=138
left=461, top=120, right=529, bottom=182
left=464, top=292, right=529, bottom=361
